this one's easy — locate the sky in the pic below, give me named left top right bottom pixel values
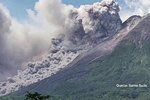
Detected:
left=0, top=0, right=38, bottom=20
left=0, top=0, right=125, bottom=21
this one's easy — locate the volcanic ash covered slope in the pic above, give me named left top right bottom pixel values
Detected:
left=0, top=0, right=123, bottom=97
left=10, top=14, right=150, bottom=100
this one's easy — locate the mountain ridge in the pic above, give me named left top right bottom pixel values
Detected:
left=2, top=14, right=150, bottom=100
left=1, top=1, right=150, bottom=100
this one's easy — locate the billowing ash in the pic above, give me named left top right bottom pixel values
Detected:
left=0, top=5, right=15, bottom=80
left=0, top=0, right=123, bottom=96
left=51, top=0, right=122, bottom=51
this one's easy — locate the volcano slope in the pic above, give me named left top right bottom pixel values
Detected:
left=1, top=15, right=150, bottom=100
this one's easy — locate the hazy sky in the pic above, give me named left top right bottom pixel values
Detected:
left=0, top=0, right=125, bottom=21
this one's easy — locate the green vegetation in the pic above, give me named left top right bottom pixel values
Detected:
left=24, top=92, right=50, bottom=100
left=0, top=92, right=56, bottom=100
left=45, top=41, right=150, bottom=100
left=1, top=40, right=150, bottom=100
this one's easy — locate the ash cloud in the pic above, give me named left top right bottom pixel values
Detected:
left=0, top=4, right=12, bottom=70
left=0, top=0, right=74, bottom=80
left=0, top=0, right=148, bottom=80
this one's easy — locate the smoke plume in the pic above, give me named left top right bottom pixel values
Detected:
left=0, top=0, right=73, bottom=80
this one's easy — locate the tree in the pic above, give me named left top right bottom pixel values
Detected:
left=25, top=92, right=50, bottom=100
